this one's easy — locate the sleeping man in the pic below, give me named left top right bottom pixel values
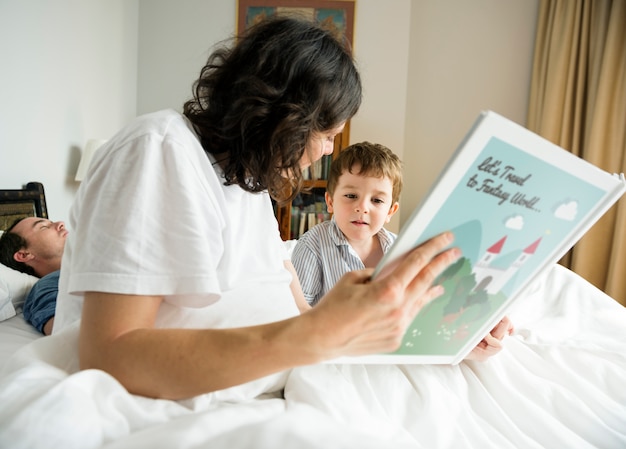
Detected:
left=0, top=217, right=66, bottom=335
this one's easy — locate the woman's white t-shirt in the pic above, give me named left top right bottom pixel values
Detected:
left=55, top=109, right=298, bottom=332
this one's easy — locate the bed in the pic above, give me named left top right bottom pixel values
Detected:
left=0, top=183, right=625, bottom=449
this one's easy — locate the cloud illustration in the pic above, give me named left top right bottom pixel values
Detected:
left=554, top=200, right=578, bottom=221
left=505, top=214, right=524, bottom=230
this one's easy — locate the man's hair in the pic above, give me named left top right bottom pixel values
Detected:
left=0, top=218, right=35, bottom=275
left=327, top=142, right=404, bottom=205
left=183, top=14, right=362, bottom=205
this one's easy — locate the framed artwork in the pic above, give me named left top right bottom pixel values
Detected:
left=237, top=0, right=355, bottom=48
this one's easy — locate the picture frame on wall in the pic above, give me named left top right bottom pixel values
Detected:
left=237, top=0, right=355, bottom=48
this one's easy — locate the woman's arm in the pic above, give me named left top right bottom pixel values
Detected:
left=79, top=231, right=459, bottom=400
left=79, top=292, right=317, bottom=399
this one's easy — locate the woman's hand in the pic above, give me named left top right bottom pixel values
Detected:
left=464, top=316, right=514, bottom=362
left=308, top=231, right=460, bottom=359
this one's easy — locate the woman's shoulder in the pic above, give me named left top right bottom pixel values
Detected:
left=103, top=110, right=191, bottom=146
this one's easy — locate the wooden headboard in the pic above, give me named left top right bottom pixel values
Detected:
left=0, top=182, right=48, bottom=231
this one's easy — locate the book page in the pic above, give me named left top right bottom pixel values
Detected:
left=390, top=135, right=606, bottom=359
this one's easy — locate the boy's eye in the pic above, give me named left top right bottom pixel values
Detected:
left=344, top=194, right=357, bottom=199
left=372, top=198, right=385, bottom=204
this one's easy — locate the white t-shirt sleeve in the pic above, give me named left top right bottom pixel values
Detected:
left=67, top=121, right=225, bottom=307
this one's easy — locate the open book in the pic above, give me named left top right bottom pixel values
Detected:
left=339, top=110, right=626, bottom=365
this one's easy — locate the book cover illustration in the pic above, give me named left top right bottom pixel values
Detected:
left=389, top=134, right=607, bottom=359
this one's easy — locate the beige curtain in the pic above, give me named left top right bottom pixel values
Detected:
left=527, top=0, right=626, bottom=305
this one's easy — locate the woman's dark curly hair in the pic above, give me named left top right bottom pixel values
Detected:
left=183, top=15, right=362, bottom=203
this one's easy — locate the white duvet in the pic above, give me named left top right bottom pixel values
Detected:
left=1, top=264, right=625, bottom=449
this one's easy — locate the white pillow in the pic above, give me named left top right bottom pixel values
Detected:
left=0, top=263, right=39, bottom=320
left=0, top=279, right=15, bottom=321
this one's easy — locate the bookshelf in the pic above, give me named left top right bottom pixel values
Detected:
left=275, top=122, right=350, bottom=240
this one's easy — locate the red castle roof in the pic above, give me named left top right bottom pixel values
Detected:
left=486, top=236, right=542, bottom=255
left=524, top=238, right=542, bottom=254
left=487, top=236, right=507, bottom=253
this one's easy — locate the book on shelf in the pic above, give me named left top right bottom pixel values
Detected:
left=290, top=207, right=300, bottom=240
left=307, top=212, right=317, bottom=233
left=290, top=192, right=331, bottom=239
left=334, top=110, right=626, bottom=365
left=301, top=155, right=332, bottom=181
left=298, top=211, right=307, bottom=239
left=321, top=154, right=332, bottom=180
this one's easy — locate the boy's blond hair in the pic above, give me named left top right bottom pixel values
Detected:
left=326, top=142, right=403, bottom=204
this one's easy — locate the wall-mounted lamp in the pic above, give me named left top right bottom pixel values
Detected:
left=75, top=139, right=107, bottom=182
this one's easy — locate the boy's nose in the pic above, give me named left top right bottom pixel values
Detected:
left=355, top=202, right=368, bottom=213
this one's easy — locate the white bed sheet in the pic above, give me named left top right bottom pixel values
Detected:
left=0, top=313, right=40, bottom=370
left=0, top=264, right=625, bottom=449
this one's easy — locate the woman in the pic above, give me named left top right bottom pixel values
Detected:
left=54, top=15, right=459, bottom=401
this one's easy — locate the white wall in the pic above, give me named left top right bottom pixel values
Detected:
left=137, top=0, right=236, bottom=114
left=401, top=0, right=539, bottom=228
left=0, top=0, right=538, bottom=234
left=350, top=0, right=412, bottom=232
left=0, top=0, right=138, bottom=222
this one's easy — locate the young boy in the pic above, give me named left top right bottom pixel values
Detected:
left=292, top=141, right=513, bottom=361
left=292, top=141, right=402, bottom=306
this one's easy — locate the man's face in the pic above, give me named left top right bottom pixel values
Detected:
left=12, top=217, right=68, bottom=262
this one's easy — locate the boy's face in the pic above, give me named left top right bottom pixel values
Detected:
left=326, top=165, right=399, bottom=245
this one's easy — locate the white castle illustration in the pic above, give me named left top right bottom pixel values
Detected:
left=472, top=236, right=541, bottom=294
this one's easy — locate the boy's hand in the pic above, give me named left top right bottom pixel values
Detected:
left=464, top=316, right=514, bottom=362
